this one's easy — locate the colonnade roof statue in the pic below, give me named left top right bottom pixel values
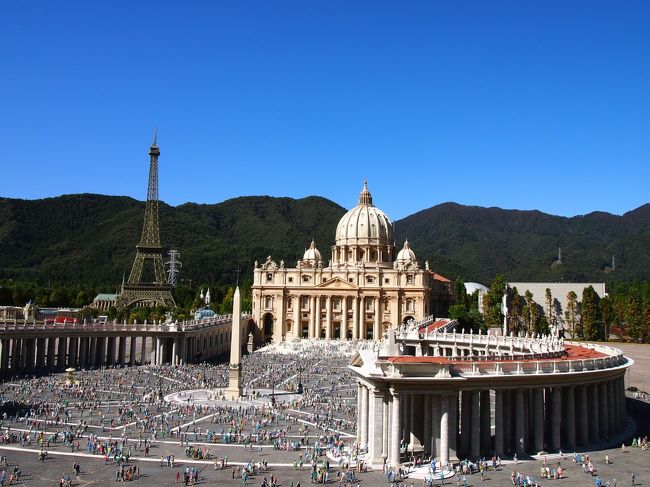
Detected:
left=350, top=321, right=633, bottom=469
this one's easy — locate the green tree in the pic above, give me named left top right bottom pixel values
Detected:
left=508, top=287, right=522, bottom=335
left=565, top=291, right=579, bottom=338
left=75, top=290, right=89, bottom=308
left=219, top=287, right=234, bottom=315
left=626, top=289, right=643, bottom=341
left=545, top=288, right=555, bottom=331
left=599, top=296, right=614, bottom=341
left=581, top=286, right=602, bottom=340
left=484, top=274, right=507, bottom=329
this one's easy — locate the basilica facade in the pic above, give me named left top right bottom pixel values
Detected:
left=251, top=182, right=453, bottom=342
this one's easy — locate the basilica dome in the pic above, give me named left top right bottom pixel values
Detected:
left=335, top=180, right=394, bottom=246
left=303, top=240, right=322, bottom=263
left=396, top=240, right=416, bottom=263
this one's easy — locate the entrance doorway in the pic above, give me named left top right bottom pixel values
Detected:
left=263, top=314, right=274, bottom=343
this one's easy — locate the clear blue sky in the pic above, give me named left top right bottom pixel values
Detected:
left=1, top=1, right=648, bottom=220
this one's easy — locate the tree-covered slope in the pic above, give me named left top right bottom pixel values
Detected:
left=396, top=202, right=650, bottom=284
left=0, top=194, right=346, bottom=286
left=2, top=194, right=650, bottom=287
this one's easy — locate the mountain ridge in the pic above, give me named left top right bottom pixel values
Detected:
left=1, top=193, right=649, bottom=287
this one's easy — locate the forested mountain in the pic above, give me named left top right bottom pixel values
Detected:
left=0, top=194, right=345, bottom=287
left=397, top=202, right=650, bottom=284
left=1, top=194, right=650, bottom=288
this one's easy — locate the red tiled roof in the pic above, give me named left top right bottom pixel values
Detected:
left=386, top=344, right=606, bottom=365
left=433, top=273, right=451, bottom=282
left=563, top=344, right=606, bottom=360
left=421, top=320, right=451, bottom=333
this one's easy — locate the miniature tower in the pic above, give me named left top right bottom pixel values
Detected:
left=116, top=131, right=175, bottom=308
left=227, top=286, right=243, bottom=399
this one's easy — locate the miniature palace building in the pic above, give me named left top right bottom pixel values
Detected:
left=251, top=181, right=452, bottom=342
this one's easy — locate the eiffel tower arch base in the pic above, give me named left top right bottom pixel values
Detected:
left=115, top=285, right=175, bottom=309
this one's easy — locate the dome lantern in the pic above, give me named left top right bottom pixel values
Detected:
left=358, top=178, right=373, bottom=206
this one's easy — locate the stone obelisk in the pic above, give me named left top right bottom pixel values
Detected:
left=227, top=286, right=243, bottom=399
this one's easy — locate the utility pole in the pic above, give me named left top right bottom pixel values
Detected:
left=165, top=250, right=182, bottom=287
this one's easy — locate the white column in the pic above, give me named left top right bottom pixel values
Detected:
left=515, top=389, right=525, bottom=454
left=564, top=386, right=576, bottom=449
left=382, top=393, right=389, bottom=460
left=325, top=297, right=332, bottom=339
left=140, top=335, right=147, bottom=365
left=360, top=385, right=369, bottom=449
left=533, top=388, right=544, bottom=453
left=356, top=383, right=363, bottom=443
left=293, top=295, right=301, bottom=338
left=360, top=297, right=366, bottom=339
left=373, top=297, right=381, bottom=339
left=129, top=337, right=137, bottom=366
left=495, top=390, right=504, bottom=457
left=371, top=389, right=384, bottom=464
left=577, top=384, right=589, bottom=445
left=589, top=383, right=600, bottom=442
left=448, top=391, right=458, bottom=461
left=440, top=394, right=450, bottom=465
left=480, top=390, right=491, bottom=455
left=352, top=297, right=359, bottom=340
left=599, top=382, right=608, bottom=439
left=341, top=297, right=348, bottom=340
left=423, top=394, right=432, bottom=456
left=551, top=387, right=562, bottom=451
left=390, top=391, right=401, bottom=466
left=431, top=394, right=441, bottom=458
left=470, top=390, right=480, bottom=458
left=315, top=296, right=322, bottom=339
left=309, top=296, right=316, bottom=338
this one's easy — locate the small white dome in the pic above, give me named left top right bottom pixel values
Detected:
left=335, top=180, right=394, bottom=246
left=464, top=282, right=489, bottom=295
left=396, top=240, right=417, bottom=262
left=303, top=240, right=322, bottom=262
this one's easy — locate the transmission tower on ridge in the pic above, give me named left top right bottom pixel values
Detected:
left=116, top=131, right=176, bottom=309
left=165, top=250, right=182, bottom=287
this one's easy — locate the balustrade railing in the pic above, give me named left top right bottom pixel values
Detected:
left=0, top=314, right=251, bottom=334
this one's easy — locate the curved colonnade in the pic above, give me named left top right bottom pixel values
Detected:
left=0, top=316, right=247, bottom=374
left=350, top=329, right=632, bottom=468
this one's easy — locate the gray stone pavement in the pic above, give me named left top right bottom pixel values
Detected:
left=1, top=441, right=650, bottom=486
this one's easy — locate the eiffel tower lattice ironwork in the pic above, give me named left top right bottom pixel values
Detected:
left=116, top=131, right=175, bottom=309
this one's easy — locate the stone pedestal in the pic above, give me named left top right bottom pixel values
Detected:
left=227, top=365, right=242, bottom=399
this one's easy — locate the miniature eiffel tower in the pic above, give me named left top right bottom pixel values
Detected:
left=116, top=131, right=175, bottom=309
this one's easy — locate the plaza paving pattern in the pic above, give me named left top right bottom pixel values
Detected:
left=0, top=340, right=647, bottom=486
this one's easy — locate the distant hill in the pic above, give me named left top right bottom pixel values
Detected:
left=397, top=202, right=650, bottom=284
left=0, top=194, right=345, bottom=286
left=1, top=194, right=650, bottom=287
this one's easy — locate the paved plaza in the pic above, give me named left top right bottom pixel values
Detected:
left=0, top=340, right=647, bottom=486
